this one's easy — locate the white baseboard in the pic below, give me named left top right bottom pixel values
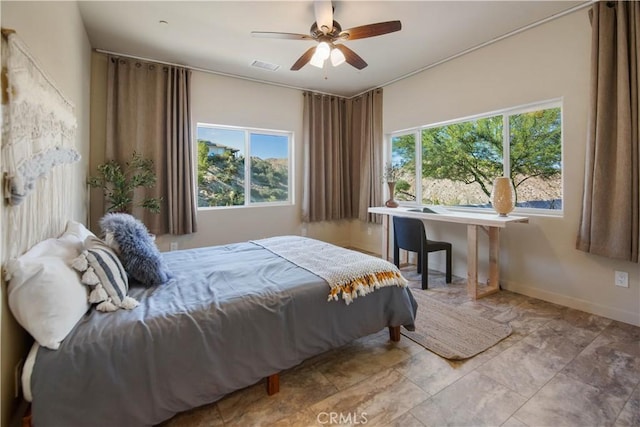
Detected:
left=502, top=279, right=640, bottom=327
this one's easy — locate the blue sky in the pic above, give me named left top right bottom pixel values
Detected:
left=197, top=126, right=288, bottom=159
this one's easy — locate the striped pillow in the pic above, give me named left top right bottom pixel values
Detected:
left=73, top=236, right=138, bottom=312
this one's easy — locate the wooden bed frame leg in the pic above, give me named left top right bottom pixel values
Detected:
left=388, top=325, right=401, bottom=342
left=22, top=404, right=32, bottom=427
left=266, top=373, right=280, bottom=395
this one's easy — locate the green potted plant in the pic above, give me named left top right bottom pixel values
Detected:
left=88, top=152, right=162, bottom=214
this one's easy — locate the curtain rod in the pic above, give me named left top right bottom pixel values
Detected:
left=94, top=48, right=342, bottom=97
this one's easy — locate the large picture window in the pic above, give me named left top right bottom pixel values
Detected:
left=196, top=124, right=292, bottom=208
left=389, top=100, right=562, bottom=213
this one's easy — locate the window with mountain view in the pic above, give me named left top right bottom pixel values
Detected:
left=196, top=124, right=291, bottom=208
left=389, top=100, right=562, bottom=212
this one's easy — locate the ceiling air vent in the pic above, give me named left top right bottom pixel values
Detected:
left=251, top=60, right=280, bottom=72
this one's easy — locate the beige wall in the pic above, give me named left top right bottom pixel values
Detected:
left=0, top=1, right=91, bottom=425
left=355, top=9, right=640, bottom=326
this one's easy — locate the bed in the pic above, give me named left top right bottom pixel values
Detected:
left=21, top=236, right=417, bottom=427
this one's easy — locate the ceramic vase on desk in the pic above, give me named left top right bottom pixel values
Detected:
left=385, top=182, right=399, bottom=208
left=491, top=176, right=515, bottom=216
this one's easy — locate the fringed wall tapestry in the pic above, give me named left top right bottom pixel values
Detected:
left=1, top=31, right=81, bottom=257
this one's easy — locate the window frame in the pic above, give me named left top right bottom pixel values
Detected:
left=196, top=122, right=294, bottom=210
left=387, top=98, right=564, bottom=217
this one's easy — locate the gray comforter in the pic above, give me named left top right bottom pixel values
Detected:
left=31, top=242, right=417, bottom=426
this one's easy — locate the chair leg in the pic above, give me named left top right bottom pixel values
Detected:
left=416, top=252, right=422, bottom=274
left=393, top=243, right=400, bottom=268
left=421, top=251, right=428, bottom=290
left=445, top=246, right=452, bottom=283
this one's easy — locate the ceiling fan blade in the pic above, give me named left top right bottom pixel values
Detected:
left=339, top=20, right=402, bottom=41
left=314, top=0, right=334, bottom=34
left=251, top=31, right=314, bottom=40
left=334, top=44, right=367, bottom=70
left=290, top=46, right=317, bottom=71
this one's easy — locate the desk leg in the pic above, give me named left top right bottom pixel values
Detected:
left=467, top=226, right=501, bottom=299
left=487, top=227, right=500, bottom=295
left=467, top=225, right=479, bottom=298
left=381, top=215, right=390, bottom=261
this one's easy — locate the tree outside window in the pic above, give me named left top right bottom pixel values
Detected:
left=389, top=101, right=562, bottom=211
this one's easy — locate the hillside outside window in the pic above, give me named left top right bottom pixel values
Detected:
left=196, top=124, right=292, bottom=208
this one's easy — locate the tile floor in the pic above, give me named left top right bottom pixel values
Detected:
left=163, top=267, right=639, bottom=427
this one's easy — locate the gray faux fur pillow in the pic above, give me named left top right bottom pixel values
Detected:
left=99, top=213, right=172, bottom=286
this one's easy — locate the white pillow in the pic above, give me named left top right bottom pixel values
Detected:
left=5, top=222, right=94, bottom=350
left=61, top=220, right=96, bottom=251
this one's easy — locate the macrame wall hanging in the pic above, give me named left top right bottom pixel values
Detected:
left=2, top=29, right=81, bottom=257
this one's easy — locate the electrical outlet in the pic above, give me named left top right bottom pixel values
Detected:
left=170, top=242, right=178, bottom=251
left=14, top=359, right=24, bottom=398
left=614, top=270, right=629, bottom=288
left=367, top=227, right=372, bottom=236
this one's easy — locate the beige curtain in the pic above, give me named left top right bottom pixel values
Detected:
left=166, top=67, right=197, bottom=234
left=577, top=1, right=639, bottom=263
left=350, top=89, right=383, bottom=223
left=105, top=56, right=197, bottom=235
left=302, top=92, right=351, bottom=222
left=302, top=89, right=383, bottom=223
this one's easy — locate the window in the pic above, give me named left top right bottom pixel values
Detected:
left=389, top=100, right=562, bottom=213
left=196, top=124, right=292, bottom=208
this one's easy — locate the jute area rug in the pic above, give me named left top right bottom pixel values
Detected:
left=402, top=290, right=512, bottom=360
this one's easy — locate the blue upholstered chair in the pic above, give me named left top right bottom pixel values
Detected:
left=392, top=216, right=452, bottom=289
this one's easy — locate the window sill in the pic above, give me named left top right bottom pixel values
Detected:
left=197, top=202, right=293, bottom=211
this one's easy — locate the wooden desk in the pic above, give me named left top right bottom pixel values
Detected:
left=368, top=206, right=528, bottom=299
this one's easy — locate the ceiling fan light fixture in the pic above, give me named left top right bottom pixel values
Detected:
left=330, top=47, right=345, bottom=66
left=310, top=51, right=325, bottom=68
left=316, top=41, right=331, bottom=60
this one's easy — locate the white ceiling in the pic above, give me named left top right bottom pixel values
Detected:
left=79, top=1, right=588, bottom=97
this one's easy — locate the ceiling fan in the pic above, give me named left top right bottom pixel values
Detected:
left=251, top=0, right=401, bottom=71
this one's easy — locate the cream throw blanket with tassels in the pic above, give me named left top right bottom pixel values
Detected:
left=252, top=236, right=407, bottom=305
